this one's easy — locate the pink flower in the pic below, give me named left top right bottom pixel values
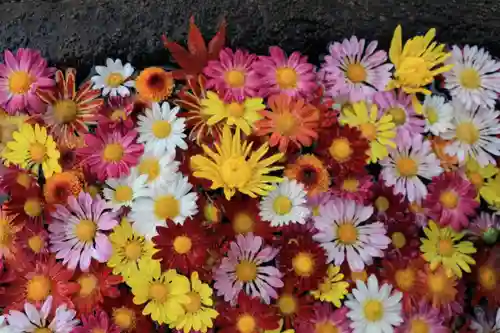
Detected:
left=78, top=126, right=143, bottom=181
left=96, top=96, right=135, bottom=131
left=48, top=192, right=118, bottom=271
left=329, top=174, right=373, bottom=204
left=203, top=47, right=258, bottom=100
left=71, top=310, right=120, bottom=333
left=0, top=49, right=55, bottom=114
left=320, top=36, right=392, bottom=102
left=213, top=233, right=283, bottom=305
left=470, top=212, right=500, bottom=244
left=396, top=301, right=450, bottom=333
left=424, top=172, right=479, bottom=231
left=296, top=303, right=352, bottom=333
left=252, top=46, right=318, bottom=100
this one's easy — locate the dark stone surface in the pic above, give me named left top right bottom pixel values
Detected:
left=1, top=0, right=499, bottom=77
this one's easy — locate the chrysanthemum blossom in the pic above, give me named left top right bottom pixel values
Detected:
left=296, top=304, right=351, bottom=333
left=91, top=58, right=135, bottom=97
left=135, top=67, right=174, bottom=102
left=103, top=170, right=149, bottom=212
left=422, top=94, right=454, bottom=136
left=49, top=192, right=119, bottom=271
left=321, top=36, right=392, bottom=102
left=135, top=150, right=180, bottom=189
left=311, top=265, right=350, bottom=307
left=284, top=154, right=330, bottom=197
left=396, top=301, right=449, bottom=333
left=0, top=48, right=55, bottom=114
left=71, top=310, right=120, bottom=333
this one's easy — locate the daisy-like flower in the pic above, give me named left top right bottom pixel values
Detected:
left=48, top=192, right=118, bottom=271
left=96, top=96, right=135, bottom=131
left=0, top=49, right=55, bottom=114
left=71, top=310, right=119, bottom=333
left=469, top=213, right=500, bottom=244
left=274, top=283, right=314, bottom=330
left=129, top=173, right=198, bottom=238
left=136, top=150, right=180, bottom=189
left=345, top=274, right=403, bottom=333
left=5, top=296, right=79, bottom=333
left=203, top=48, right=258, bottom=99
left=0, top=208, right=22, bottom=262
left=464, top=158, right=499, bottom=203
left=320, top=36, right=392, bottom=102
left=91, top=58, right=135, bottom=97
left=135, top=67, right=174, bottom=102
left=43, top=171, right=83, bottom=206
left=424, top=172, right=479, bottom=230
left=201, top=91, right=264, bottom=135
left=252, top=46, right=318, bottom=99
left=469, top=307, right=500, bottom=333
left=420, top=220, right=476, bottom=278
left=340, top=101, right=396, bottom=163
left=442, top=101, right=500, bottom=166
left=385, top=218, right=421, bottom=259
left=214, top=233, right=283, bottom=304
left=259, top=178, right=310, bottom=227
left=103, top=290, right=154, bottom=333
left=380, top=134, right=443, bottom=202
left=102, top=170, right=148, bottom=211
left=284, top=154, right=330, bottom=197
left=396, top=301, right=449, bottom=333
left=311, top=265, right=350, bottom=307
left=444, top=45, right=500, bottom=110
left=330, top=173, right=373, bottom=204
left=370, top=180, right=408, bottom=221
left=422, top=95, right=453, bottom=136
left=313, top=198, right=391, bottom=271
left=17, top=220, right=50, bottom=261
left=78, top=127, right=143, bottom=181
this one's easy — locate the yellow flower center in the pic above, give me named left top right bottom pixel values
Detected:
left=312, top=205, right=320, bottom=216
left=0, top=221, right=12, bottom=246
left=203, top=203, right=220, bottom=223
left=30, top=143, right=46, bottom=163
left=388, top=107, right=406, bottom=126
left=233, top=213, right=254, bottom=234
left=363, top=299, right=384, bottom=322
left=227, top=102, right=245, bottom=118
left=478, top=265, right=496, bottom=290
left=276, top=113, right=298, bottom=136
left=426, top=107, right=438, bottom=125
left=337, top=223, right=358, bottom=244
left=396, top=157, right=418, bottom=177
left=53, top=100, right=78, bottom=124
left=427, top=273, right=447, bottom=293
left=396, top=57, right=433, bottom=87
left=346, top=63, right=367, bottom=83
left=395, top=268, right=416, bottom=291
left=75, top=219, right=97, bottom=242
left=92, top=329, right=105, bottom=333
left=152, top=120, right=172, bottom=139
left=273, top=195, right=292, bottom=215
left=184, top=291, right=202, bottom=313
left=124, top=241, right=142, bottom=260
left=221, top=156, right=252, bottom=189
left=342, top=178, right=359, bottom=192
left=34, top=328, right=52, bottom=333
left=276, top=67, right=298, bottom=89
left=114, top=185, right=133, bottom=203
left=410, top=319, right=430, bottom=333
left=149, top=282, right=169, bottom=302
left=439, top=190, right=459, bottom=209
left=106, top=73, right=125, bottom=88
left=329, top=137, right=353, bottom=162
left=173, top=235, right=192, bottom=254
left=351, top=270, right=368, bottom=282
left=315, top=322, right=339, bottom=333
left=359, top=123, right=377, bottom=141
left=24, top=198, right=42, bottom=217
left=88, top=185, right=100, bottom=198
left=28, top=235, right=44, bottom=253
left=154, top=195, right=179, bottom=220
left=469, top=172, right=484, bottom=188
left=103, top=143, right=124, bottom=162
left=111, top=109, right=127, bottom=121
left=225, top=70, right=246, bottom=88
left=113, top=307, right=136, bottom=331
left=375, top=196, right=390, bottom=212
left=235, top=260, right=257, bottom=282
left=456, top=122, right=480, bottom=145
left=9, top=71, right=33, bottom=94
left=278, top=294, right=297, bottom=315
left=78, top=274, right=98, bottom=297
left=391, top=232, right=406, bottom=249
left=16, top=173, right=31, bottom=188
left=438, top=239, right=455, bottom=257
left=236, top=314, right=256, bottom=333
left=292, top=252, right=314, bottom=277
left=459, top=68, right=481, bottom=89
left=26, top=275, right=51, bottom=302
left=138, top=158, right=160, bottom=182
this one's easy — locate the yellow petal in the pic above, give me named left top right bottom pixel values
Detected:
left=389, top=25, right=403, bottom=65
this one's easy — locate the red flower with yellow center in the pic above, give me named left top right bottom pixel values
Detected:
left=274, top=282, right=314, bottom=329
left=0, top=208, right=22, bottom=263
left=384, top=217, right=420, bottom=259
left=370, top=180, right=408, bottom=221
left=0, top=166, right=37, bottom=195
left=97, top=96, right=135, bottom=131
left=17, top=220, right=49, bottom=261
left=103, top=289, right=153, bottom=333
left=4, top=185, right=45, bottom=225
left=330, top=172, right=373, bottom=203
left=470, top=247, right=500, bottom=309
left=284, top=154, right=330, bottom=197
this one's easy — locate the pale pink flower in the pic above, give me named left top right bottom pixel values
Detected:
left=396, top=301, right=450, bottom=333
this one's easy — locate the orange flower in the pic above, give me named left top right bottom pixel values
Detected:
left=255, top=94, right=319, bottom=152
left=430, top=136, right=458, bottom=171
left=44, top=171, right=83, bottom=206
left=284, top=154, right=330, bottom=196
left=135, top=67, right=174, bottom=102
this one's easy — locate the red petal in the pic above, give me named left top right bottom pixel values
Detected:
left=187, top=16, right=207, bottom=64
left=65, top=68, right=77, bottom=100
left=162, top=36, right=198, bottom=72
left=208, top=18, right=227, bottom=60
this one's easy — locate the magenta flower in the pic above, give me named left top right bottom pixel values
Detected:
left=213, top=233, right=283, bottom=305
left=252, top=46, right=318, bottom=99
left=320, top=36, right=392, bottom=102
left=78, top=126, right=143, bottom=181
left=48, top=192, right=118, bottom=271
left=0, top=49, right=55, bottom=114
left=71, top=310, right=120, bottom=333
left=396, top=301, right=449, bottom=333
left=296, top=303, right=352, bottom=333
left=330, top=174, right=373, bottom=204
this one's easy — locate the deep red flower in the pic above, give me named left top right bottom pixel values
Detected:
left=4, top=184, right=46, bottom=225
left=72, top=309, right=120, bottom=333
left=383, top=217, right=420, bottom=259
left=0, top=258, right=15, bottom=296
left=329, top=172, right=373, bottom=204
left=274, top=280, right=314, bottom=329
left=178, top=142, right=212, bottom=190
left=295, top=303, right=351, bottom=333
left=17, top=219, right=50, bottom=261
left=470, top=246, right=500, bottom=309
left=97, top=96, right=135, bottom=132
left=370, top=179, right=409, bottom=221
left=0, top=165, right=37, bottom=196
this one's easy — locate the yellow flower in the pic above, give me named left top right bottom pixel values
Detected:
left=420, top=220, right=476, bottom=278
left=0, top=114, right=26, bottom=156
left=107, top=218, right=157, bottom=281
left=170, top=272, right=219, bottom=333
left=201, top=91, right=264, bottom=135
left=190, top=126, right=284, bottom=200
left=311, top=265, right=349, bottom=307
left=464, top=158, right=499, bottom=202
left=340, top=101, right=396, bottom=163
left=3, top=123, right=61, bottom=177
left=481, top=174, right=500, bottom=210
left=128, top=259, right=190, bottom=325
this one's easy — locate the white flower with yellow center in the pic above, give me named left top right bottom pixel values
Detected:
left=137, top=101, right=187, bottom=156
left=259, top=178, right=310, bottom=226
left=422, top=95, right=453, bottom=136
left=103, top=170, right=149, bottom=211
left=345, top=274, right=403, bottom=333
left=91, top=58, right=135, bottom=97
left=444, top=45, right=500, bottom=110
left=442, top=100, right=500, bottom=166
left=129, top=173, right=198, bottom=239
left=135, top=150, right=180, bottom=189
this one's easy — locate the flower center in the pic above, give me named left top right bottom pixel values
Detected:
left=227, top=102, right=245, bottom=118
left=113, top=307, right=136, bottom=331
left=388, top=107, right=407, bottom=126
left=9, top=71, right=32, bottom=94
left=106, top=73, right=125, bottom=88
left=34, top=328, right=52, bottom=333
left=75, top=219, right=97, bottom=242
left=479, top=265, right=496, bottom=290
left=396, top=157, right=418, bottom=177
left=292, top=252, right=315, bottom=277
left=114, top=185, right=133, bottom=203
left=337, top=223, right=358, bottom=244
left=235, top=260, right=257, bottom=282
left=111, top=109, right=127, bottom=121
left=53, top=100, right=78, bottom=124
left=346, top=63, right=367, bottom=83
left=0, top=221, right=12, bottom=246
left=125, top=241, right=142, bottom=260
left=438, top=239, right=455, bottom=257
left=16, top=173, right=31, bottom=188
left=395, top=268, right=416, bottom=291
left=426, top=107, right=438, bottom=125
left=30, top=143, right=46, bottom=163
left=459, top=68, right=481, bottom=89
left=154, top=195, right=180, bottom=220
left=236, top=314, right=256, bottom=333
left=278, top=294, right=297, bottom=315
left=276, top=67, right=298, bottom=89
left=152, top=120, right=172, bottom=139
left=184, top=291, right=202, bottom=313
left=221, top=156, right=252, bottom=189
left=359, top=123, right=377, bottom=141
left=26, top=275, right=51, bottom=302
left=138, top=158, right=160, bottom=182
left=396, top=57, right=433, bottom=87
left=225, top=70, right=246, bottom=88
left=427, top=273, right=447, bottom=294
left=273, top=195, right=292, bottom=215
left=28, top=235, right=44, bottom=253
left=173, top=235, right=192, bottom=254
left=328, top=137, right=353, bottom=162
left=78, top=274, right=98, bottom=297
left=24, top=198, right=42, bottom=217
left=456, top=122, right=480, bottom=145
left=439, top=190, right=459, bottom=209
left=410, top=319, right=430, bottom=333
left=351, top=270, right=368, bottom=282
left=149, top=282, right=169, bottom=302
left=276, top=113, right=298, bottom=136
left=342, top=178, right=359, bottom=192
left=391, top=232, right=406, bottom=249
left=312, top=205, right=320, bottom=216
left=103, top=143, right=124, bottom=162
left=363, top=299, right=384, bottom=322
left=233, top=213, right=254, bottom=234
left=375, top=196, right=390, bottom=212
left=469, top=172, right=483, bottom=188
left=315, top=322, right=339, bottom=333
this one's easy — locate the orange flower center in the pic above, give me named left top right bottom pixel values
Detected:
left=75, top=219, right=97, bottom=242
left=410, top=319, right=430, bottom=333
left=387, top=107, right=407, bottom=126
left=227, top=102, right=245, bottom=118
left=438, top=239, right=455, bottom=257
left=236, top=314, right=256, bottom=333
left=395, top=268, right=416, bottom=291
left=469, top=172, right=484, bottom=188
left=34, top=328, right=52, bottom=333
left=342, top=178, right=359, bottom=192
left=154, top=195, right=179, bottom=220
left=439, top=190, right=459, bottom=209
left=292, top=252, right=315, bottom=277
left=24, top=198, right=42, bottom=217
left=26, top=275, right=51, bottom=302
left=0, top=220, right=13, bottom=246
left=28, top=235, right=44, bottom=253
left=173, top=235, right=192, bottom=254
left=9, top=71, right=33, bottom=94
left=276, top=67, right=298, bottom=89
left=30, top=143, right=46, bottom=163
left=396, top=157, right=418, bottom=177
left=236, top=260, right=257, bottom=282
left=78, top=274, right=98, bottom=297
left=359, top=123, right=377, bottom=141
left=149, top=282, right=169, bottom=302
left=114, top=185, right=133, bottom=203
left=375, top=196, right=390, bottom=212
left=53, top=100, right=78, bottom=124
left=456, top=122, right=480, bottom=145
left=427, top=272, right=447, bottom=294
left=478, top=265, right=496, bottom=290
left=184, top=291, right=202, bottom=313
left=125, top=241, right=142, bottom=260
left=391, top=232, right=406, bottom=249
left=233, top=213, right=255, bottom=234
left=106, top=73, right=125, bottom=88
left=337, top=223, right=358, bottom=244
left=275, top=113, right=298, bottom=136
left=315, top=321, right=339, bottom=333
left=328, top=137, right=353, bottom=162
left=111, top=109, right=127, bottom=121
left=346, top=63, right=367, bottom=83
left=113, top=307, right=136, bottom=331
left=225, top=70, right=246, bottom=88
left=103, top=143, right=124, bottom=162
left=278, top=293, right=297, bottom=315
left=152, top=120, right=172, bottom=139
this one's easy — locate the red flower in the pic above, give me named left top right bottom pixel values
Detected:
left=17, top=220, right=50, bottom=261
left=178, top=142, right=212, bottom=190
left=330, top=172, right=373, bottom=204
left=97, top=96, right=135, bottom=132
left=103, top=287, right=153, bottom=333
left=72, top=309, right=120, bottom=333
left=274, top=281, right=314, bottom=329
left=0, top=258, right=15, bottom=296
left=470, top=246, right=500, bottom=309
left=383, top=217, right=420, bottom=259
left=4, top=184, right=46, bottom=225
left=370, top=179, right=409, bottom=221
left=0, top=166, right=37, bottom=195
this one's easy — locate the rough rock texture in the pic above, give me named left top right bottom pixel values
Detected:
left=1, top=0, right=499, bottom=76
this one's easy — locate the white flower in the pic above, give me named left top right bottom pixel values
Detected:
left=91, top=58, right=135, bottom=97
left=469, top=307, right=500, bottom=333
left=345, top=275, right=403, bottom=333
left=6, top=296, right=79, bottom=333
left=422, top=95, right=453, bottom=135
left=137, top=102, right=187, bottom=156
left=135, top=150, right=180, bottom=190
left=442, top=100, right=500, bottom=166
left=129, top=173, right=198, bottom=239
left=103, top=169, right=149, bottom=211
left=380, top=134, right=443, bottom=202
left=259, top=178, right=310, bottom=226
left=444, top=45, right=500, bottom=110
left=0, top=316, right=13, bottom=333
